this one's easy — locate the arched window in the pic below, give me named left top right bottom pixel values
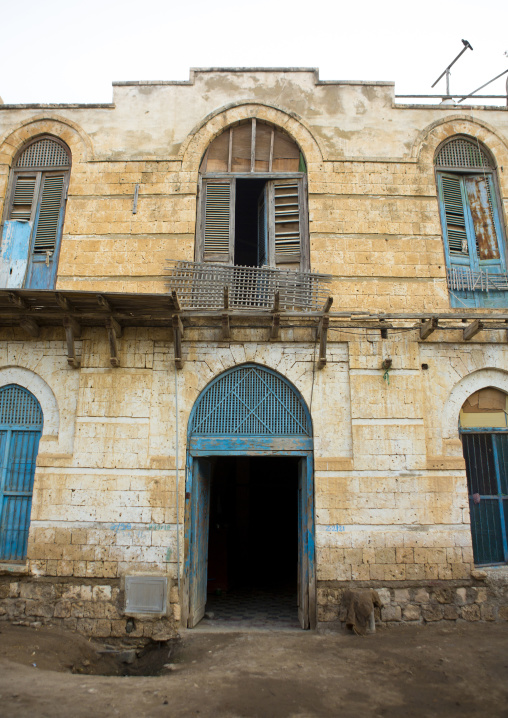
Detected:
left=0, top=384, right=43, bottom=561
left=196, top=119, right=309, bottom=271
left=460, top=387, right=508, bottom=565
left=1, top=136, right=71, bottom=289
left=435, top=136, right=507, bottom=308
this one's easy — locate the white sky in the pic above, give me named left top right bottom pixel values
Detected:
left=1, top=0, right=507, bottom=105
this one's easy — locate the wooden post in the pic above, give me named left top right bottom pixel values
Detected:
left=271, top=291, right=280, bottom=340
left=420, top=317, right=438, bottom=340
left=463, top=319, right=484, bottom=341
left=105, top=316, right=122, bottom=367
left=221, top=286, right=230, bottom=339
left=317, top=296, right=333, bottom=369
left=63, top=315, right=81, bottom=368
left=172, top=314, right=183, bottom=369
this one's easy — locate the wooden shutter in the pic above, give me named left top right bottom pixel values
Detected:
left=33, top=174, right=65, bottom=255
left=201, top=179, right=234, bottom=263
left=257, top=186, right=268, bottom=266
left=268, top=179, right=304, bottom=269
left=439, top=174, right=470, bottom=256
left=9, top=176, right=37, bottom=222
left=465, top=176, right=500, bottom=261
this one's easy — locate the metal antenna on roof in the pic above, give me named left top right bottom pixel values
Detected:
left=458, top=66, right=508, bottom=105
left=431, top=39, right=473, bottom=98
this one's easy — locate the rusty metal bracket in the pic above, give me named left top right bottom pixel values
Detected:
left=63, top=315, right=81, bottom=368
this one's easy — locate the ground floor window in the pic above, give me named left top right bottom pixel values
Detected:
left=460, top=387, right=508, bottom=565
left=0, top=384, right=43, bottom=561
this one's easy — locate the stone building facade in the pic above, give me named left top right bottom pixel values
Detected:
left=0, top=69, right=507, bottom=638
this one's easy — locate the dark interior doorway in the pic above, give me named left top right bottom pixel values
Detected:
left=234, top=178, right=266, bottom=266
left=205, top=455, right=299, bottom=626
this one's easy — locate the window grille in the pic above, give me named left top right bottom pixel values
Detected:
left=436, top=138, right=493, bottom=168
left=15, top=139, right=69, bottom=168
left=190, top=365, right=311, bottom=436
left=0, top=385, right=43, bottom=428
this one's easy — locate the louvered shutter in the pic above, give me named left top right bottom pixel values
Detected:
left=9, top=176, right=37, bottom=222
left=268, top=179, right=303, bottom=269
left=439, top=174, right=470, bottom=257
left=201, top=180, right=234, bottom=263
left=465, top=176, right=501, bottom=263
left=33, top=174, right=65, bottom=255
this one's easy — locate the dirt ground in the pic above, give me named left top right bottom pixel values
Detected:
left=0, top=622, right=508, bottom=718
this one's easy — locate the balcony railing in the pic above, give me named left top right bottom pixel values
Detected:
left=447, top=267, right=508, bottom=293
left=166, top=261, right=331, bottom=311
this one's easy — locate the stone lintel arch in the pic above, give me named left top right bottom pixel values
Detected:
left=412, top=115, right=508, bottom=176
left=0, top=366, right=59, bottom=438
left=180, top=101, right=324, bottom=176
left=443, top=368, right=508, bottom=442
left=0, top=115, right=93, bottom=167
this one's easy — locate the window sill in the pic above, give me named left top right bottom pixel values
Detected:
left=0, top=561, right=29, bottom=576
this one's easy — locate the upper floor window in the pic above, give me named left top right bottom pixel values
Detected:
left=435, top=136, right=507, bottom=308
left=196, top=119, right=309, bottom=271
left=0, top=136, right=70, bottom=289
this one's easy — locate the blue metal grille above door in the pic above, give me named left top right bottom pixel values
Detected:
left=190, top=365, right=311, bottom=436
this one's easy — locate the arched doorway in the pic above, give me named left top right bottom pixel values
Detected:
left=0, top=384, right=43, bottom=560
left=184, top=364, right=315, bottom=629
left=460, top=386, right=508, bottom=565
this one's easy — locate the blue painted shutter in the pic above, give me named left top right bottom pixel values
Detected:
left=0, top=385, right=43, bottom=561
left=188, top=459, right=211, bottom=627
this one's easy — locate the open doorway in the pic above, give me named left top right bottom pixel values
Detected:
left=205, top=456, right=299, bottom=626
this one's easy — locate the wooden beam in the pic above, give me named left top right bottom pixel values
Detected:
left=221, top=286, right=230, bottom=339
left=8, top=292, right=28, bottom=310
left=463, top=319, right=484, bottom=341
left=19, top=317, right=39, bottom=338
left=420, top=317, right=438, bottom=340
left=63, top=316, right=81, bottom=368
left=172, top=314, right=183, bottom=370
left=105, top=317, right=121, bottom=367
left=270, top=291, right=281, bottom=339
left=97, top=295, right=112, bottom=312
left=270, top=313, right=280, bottom=340
left=251, top=118, right=256, bottom=173
left=318, top=316, right=329, bottom=369
left=55, top=293, right=73, bottom=312
left=171, top=290, right=181, bottom=312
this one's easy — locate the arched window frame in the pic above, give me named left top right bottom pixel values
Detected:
left=435, top=135, right=508, bottom=308
left=196, top=119, right=310, bottom=271
left=1, top=135, right=71, bottom=289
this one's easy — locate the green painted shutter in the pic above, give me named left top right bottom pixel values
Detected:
left=9, top=176, right=37, bottom=222
left=33, top=174, right=65, bottom=255
left=440, top=174, right=469, bottom=256
left=270, top=180, right=302, bottom=268
left=202, top=181, right=233, bottom=263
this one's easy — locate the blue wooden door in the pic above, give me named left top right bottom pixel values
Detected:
left=0, top=385, right=43, bottom=561
left=463, top=431, right=508, bottom=565
left=188, top=458, right=212, bottom=627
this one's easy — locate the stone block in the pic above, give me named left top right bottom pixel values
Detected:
left=54, top=601, right=72, bottom=618
left=473, top=588, right=488, bottom=604
left=376, top=588, right=391, bottom=606
left=481, top=604, right=498, bottom=621
left=422, top=605, right=443, bottom=622
left=498, top=606, right=508, bottom=621
left=461, top=604, right=480, bottom=621
left=413, top=588, right=429, bottom=604
left=433, top=588, right=454, bottom=604
left=393, top=589, right=410, bottom=604
left=318, top=605, right=338, bottom=622
left=92, top=585, right=112, bottom=601
left=381, top=605, right=401, bottom=622
left=402, top=604, right=421, bottom=621
left=442, top=604, right=460, bottom=620
left=455, top=588, right=467, bottom=605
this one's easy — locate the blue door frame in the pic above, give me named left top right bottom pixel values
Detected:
left=183, top=443, right=315, bottom=629
left=182, top=363, right=316, bottom=629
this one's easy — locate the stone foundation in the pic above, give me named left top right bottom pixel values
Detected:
left=0, top=574, right=178, bottom=640
left=318, top=570, right=508, bottom=630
